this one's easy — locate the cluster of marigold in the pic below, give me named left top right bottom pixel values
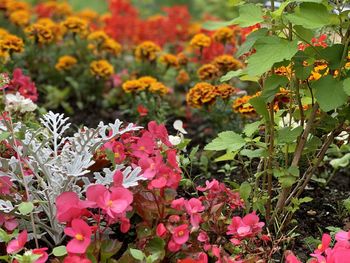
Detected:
left=0, top=0, right=121, bottom=79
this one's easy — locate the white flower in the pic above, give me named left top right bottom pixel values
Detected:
left=5, top=92, right=37, bottom=113
left=169, top=135, right=182, bottom=146
left=278, top=113, right=301, bottom=129
left=335, top=131, right=349, bottom=143
left=173, top=120, right=187, bottom=134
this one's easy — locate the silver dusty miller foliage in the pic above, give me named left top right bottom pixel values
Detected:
left=0, top=111, right=143, bottom=245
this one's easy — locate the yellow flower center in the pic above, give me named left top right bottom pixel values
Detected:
left=318, top=244, right=323, bottom=250
left=178, top=230, right=184, bottom=237
left=139, top=146, right=145, bottom=151
left=107, top=200, right=113, bottom=207
left=114, top=152, right=120, bottom=158
left=75, top=233, right=84, bottom=241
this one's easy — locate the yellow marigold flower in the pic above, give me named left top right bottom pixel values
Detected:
left=90, top=59, right=114, bottom=78
left=160, top=53, right=178, bottom=68
left=9, top=10, right=30, bottom=27
left=138, top=76, right=157, bottom=88
left=216, top=84, right=238, bottom=99
left=176, top=69, right=190, bottom=85
left=149, top=82, right=170, bottom=95
left=345, top=62, right=350, bottom=70
left=37, top=18, right=65, bottom=41
left=273, top=88, right=290, bottom=109
left=0, top=34, right=24, bottom=54
left=308, top=61, right=328, bottom=81
left=6, top=1, right=29, bottom=14
left=135, top=41, right=161, bottom=62
left=25, top=23, right=54, bottom=44
left=197, top=64, right=219, bottom=81
left=102, top=38, right=122, bottom=56
left=76, top=8, right=98, bottom=22
left=122, top=80, right=147, bottom=93
left=275, top=65, right=292, bottom=79
left=42, top=1, right=72, bottom=17
left=213, top=55, right=243, bottom=73
left=87, top=30, right=109, bottom=43
left=213, top=27, right=234, bottom=44
left=186, top=82, right=217, bottom=108
left=62, top=16, right=88, bottom=36
left=187, top=23, right=201, bottom=36
left=190, top=33, right=211, bottom=49
left=0, top=28, right=9, bottom=39
left=232, top=95, right=256, bottom=117
left=55, top=55, right=77, bottom=71
left=177, top=52, right=188, bottom=66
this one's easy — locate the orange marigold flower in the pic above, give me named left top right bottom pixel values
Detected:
left=40, top=1, right=72, bottom=18
left=0, top=28, right=9, bottom=39
left=197, top=64, right=219, bottom=81
left=76, top=8, right=98, bottom=22
left=138, top=76, right=157, bottom=88
left=186, top=82, right=217, bottom=108
left=149, top=82, right=170, bottom=95
left=87, top=30, right=109, bottom=43
left=0, top=34, right=24, bottom=54
left=232, top=95, right=256, bottom=117
left=187, top=23, right=202, bottom=36
left=55, top=55, right=77, bottom=71
left=176, top=69, right=190, bottom=85
left=37, top=18, right=65, bottom=41
left=213, top=27, right=234, bottom=44
left=90, top=59, right=114, bottom=78
left=274, top=65, right=292, bottom=79
left=135, top=41, right=161, bottom=62
left=122, top=80, right=147, bottom=93
left=9, top=10, right=30, bottom=27
left=61, top=16, right=88, bottom=36
left=308, top=61, right=329, bottom=81
left=160, top=53, right=178, bottom=68
left=177, top=52, right=188, bottom=66
left=6, top=0, right=29, bottom=15
left=102, top=38, right=122, bottom=56
left=213, top=55, right=243, bottom=73
left=190, top=33, right=211, bottom=49
left=216, top=83, right=238, bottom=99
left=25, top=23, right=54, bottom=44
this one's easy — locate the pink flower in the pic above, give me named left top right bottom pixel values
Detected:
left=0, top=213, right=18, bottom=231
left=197, top=231, right=209, bottom=243
left=156, top=223, right=167, bottom=238
left=315, top=234, right=331, bottom=254
left=171, top=198, right=185, bottom=210
left=120, top=217, right=130, bottom=233
left=284, top=251, right=301, bottom=263
left=113, top=170, right=124, bottom=187
left=7, top=230, right=27, bottom=254
left=56, top=192, right=87, bottom=223
left=197, top=179, right=220, bottom=192
left=86, top=184, right=133, bottom=218
left=335, top=230, right=350, bottom=243
left=64, top=219, right=92, bottom=254
left=7, top=68, right=38, bottom=102
left=63, top=254, right=92, bottom=263
left=138, top=155, right=161, bottom=179
left=147, top=121, right=172, bottom=147
left=168, top=239, right=182, bottom=252
left=172, top=224, right=189, bottom=245
left=33, top=247, right=48, bottom=263
left=326, top=245, right=350, bottom=263
left=0, top=176, right=12, bottom=195
left=185, top=198, right=204, bottom=228
left=227, top=212, right=264, bottom=239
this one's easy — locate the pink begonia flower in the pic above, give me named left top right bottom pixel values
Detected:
left=185, top=198, right=205, bottom=228
left=335, top=230, right=350, bottom=243
left=33, top=247, right=48, bottom=263
left=6, top=230, right=27, bottom=254
left=63, top=254, right=92, bottom=263
left=113, top=170, right=124, bottom=187
left=0, top=176, right=12, bottom=195
left=138, top=155, right=162, bottom=179
left=172, top=224, right=189, bottom=245
left=315, top=233, right=331, bottom=254
left=156, top=223, right=167, bottom=238
left=197, top=231, right=209, bottom=243
left=103, top=141, right=126, bottom=164
left=7, top=68, right=38, bottom=102
left=326, top=245, right=350, bottom=263
left=131, top=133, right=155, bottom=158
left=64, top=219, right=91, bottom=254
left=86, top=184, right=133, bottom=218
left=120, top=217, right=131, bottom=233
left=147, top=121, right=172, bottom=147
left=0, top=213, right=18, bottom=231
left=169, top=215, right=180, bottom=223
left=227, top=211, right=264, bottom=239
left=197, top=179, right=220, bottom=192
left=56, top=192, right=88, bottom=223
left=171, top=198, right=185, bottom=210
left=166, top=149, right=180, bottom=172
left=168, top=239, right=181, bottom=252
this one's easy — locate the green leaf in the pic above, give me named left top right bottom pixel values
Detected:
left=343, top=78, right=350, bottom=96
left=312, top=76, right=348, bottom=112
left=261, top=75, right=289, bottom=102
left=246, top=36, right=298, bottom=76
left=101, top=240, right=122, bottom=261
left=286, top=3, right=337, bottom=29
left=293, top=25, right=314, bottom=42
left=249, top=96, right=269, bottom=120
left=239, top=182, right=252, bottom=201
left=205, top=131, right=246, bottom=152
left=243, top=121, right=261, bottom=137
left=272, top=0, right=323, bottom=17
left=230, top=4, right=264, bottom=27
left=0, top=132, right=10, bottom=142
left=236, top=28, right=268, bottom=57
left=18, top=202, right=34, bottom=215
left=276, top=126, right=303, bottom=144
left=202, top=20, right=237, bottom=30
left=240, top=148, right=267, bottom=158
left=319, top=44, right=344, bottom=70
left=330, top=153, right=350, bottom=169
left=214, top=152, right=236, bottom=162
left=147, top=237, right=165, bottom=259
left=273, top=166, right=299, bottom=187
left=130, top=248, right=145, bottom=261
left=52, top=246, right=67, bottom=257
left=0, top=228, right=10, bottom=242
left=220, top=69, right=243, bottom=82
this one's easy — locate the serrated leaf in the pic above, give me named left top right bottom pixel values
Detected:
left=243, top=121, right=261, bottom=137
left=239, top=182, right=252, bottom=201
left=272, top=0, right=323, bottom=17
left=220, top=69, right=243, bottom=82
left=246, top=36, right=298, bottom=76
left=214, top=152, right=236, bottom=162
left=240, top=148, right=267, bottom=158
left=261, top=75, right=289, bottom=102
left=205, top=131, right=246, bottom=152
left=312, top=76, right=347, bottom=112
left=277, top=126, right=303, bottom=144
left=52, top=246, right=67, bottom=257
left=249, top=96, right=269, bottom=120
left=18, top=202, right=34, bottom=215
left=236, top=28, right=268, bottom=57
left=286, top=2, right=337, bottom=29
left=231, top=4, right=264, bottom=27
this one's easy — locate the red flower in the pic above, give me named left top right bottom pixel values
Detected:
left=56, top=192, right=87, bottom=223
left=0, top=176, right=12, bottom=195
left=227, top=211, right=264, bottom=239
left=33, top=247, right=49, bottom=263
left=156, top=223, right=167, bottom=238
left=137, top=104, right=148, bottom=117
left=64, top=219, right=92, bottom=254
left=7, top=230, right=27, bottom=254
left=172, top=224, right=189, bottom=245
left=6, top=68, right=38, bottom=102
left=63, top=254, right=92, bottom=263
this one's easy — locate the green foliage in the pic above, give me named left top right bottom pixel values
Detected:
left=52, top=246, right=67, bottom=257
left=205, top=131, right=246, bottom=152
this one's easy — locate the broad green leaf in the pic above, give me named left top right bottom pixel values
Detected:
left=312, top=76, right=347, bottom=112
left=243, top=121, right=261, bottom=137
left=293, top=25, right=314, bottom=42
left=239, top=182, right=252, bottom=200
left=130, top=248, right=145, bottom=261
left=18, top=202, right=34, bottom=215
left=273, top=167, right=299, bottom=187
left=220, top=69, right=243, bottom=82
left=319, top=44, right=344, bottom=69
left=261, top=75, right=289, bottom=102
left=246, top=36, right=298, bottom=76
left=101, top=240, right=122, bottom=260
left=240, top=148, right=267, bottom=158
left=147, top=237, right=165, bottom=259
left=276, top=126, right=303, bottom=144
left=205, top=131, right=246, bottom=152
left=0, top=228, right=10, bottom=242
left=330, top=153, right=350, bottom=169
left=52, top=246, right=67, bottom=257
left=0, top=132, right=10, bottom=142
left=343, top=78, right=350, bottom=96
left=249, top=96, right=269, bottom=120
left=214, top=152, right=236, bottom=162
left=272, top=0, right=323, bottom=17
left=236, top=28, right=268, bottom=57
left=202, top=20, right=238, bottom=30
left=286, top=3, right=337, bottom=29
left=230, top=4, right=264, bottom=27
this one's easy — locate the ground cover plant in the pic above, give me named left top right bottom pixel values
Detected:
left=1, top=0, right=350, bottom=262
